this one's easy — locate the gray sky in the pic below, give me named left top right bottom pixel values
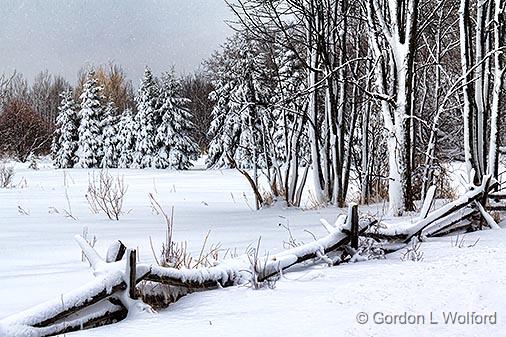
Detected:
left=0, top=0, right=233, bottom=83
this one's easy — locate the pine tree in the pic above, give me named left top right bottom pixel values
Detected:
left=117, top=108, right=137, bottom=168
left=100, top=103, right=120, bottom=168
left=76, top=72, right=104, bottom=168
left=52, top=90, right=79, bottom=168
left=155, top=71, right=198, bottom=170
left=133, top=67, right=160, bottom=168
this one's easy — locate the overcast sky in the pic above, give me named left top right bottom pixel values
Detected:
left=0, top=0, right=233, bottom=83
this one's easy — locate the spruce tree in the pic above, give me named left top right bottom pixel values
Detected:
left=76, top=72, right=104, bottom=168
left=205, top=33, right=264, bottom=169
left=133, top=67, right=160, bottom=168
left=50, top=125, right=61, bottom=163
left=52, top=90, right=79, bottom=168
left=205, top=39, right=241, bottom=168
left=117, top=108, right=137, bottom=168
left=100, top=103, right=120, bottom=168
left=155, top=71, right=198, bottom=170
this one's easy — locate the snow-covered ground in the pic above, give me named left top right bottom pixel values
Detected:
left=1, top=160, right=505, bottom=336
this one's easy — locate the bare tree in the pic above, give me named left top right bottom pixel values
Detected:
left=180, top=73, right=215, bottom=153
left=76, top=63, right=135, bottom=112
left=459, top=0, right=505, bottom=184
left=365, top=0, right=419, bottom=215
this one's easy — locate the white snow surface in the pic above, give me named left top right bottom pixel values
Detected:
left=1, top=159, right=505, bottom=336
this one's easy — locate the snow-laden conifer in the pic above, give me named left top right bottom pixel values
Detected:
left=117, top=108, right=137, bottom=168
left=133, top=67, right=160, bottom=168
left=100, top=103, right=120, bottom=168
left=155, top=71, right=198, bottom=170
left=76, top=72, right=104, bottom=168
left=52, top=90, right=79, bottom=168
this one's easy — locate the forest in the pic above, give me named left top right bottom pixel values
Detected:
left=1, top=0, right=505, bottom=217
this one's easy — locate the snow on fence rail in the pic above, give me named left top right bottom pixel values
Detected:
left=365, top=175, right=499, bottom=243
left=0, top=178, right=502, bottom=336
left=0, top=205, right=371, bottom=337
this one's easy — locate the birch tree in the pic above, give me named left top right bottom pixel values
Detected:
left=227, top=0, right=361, bottom=207
left=365, top=0, right=419, bottom=215
left=459, top=0, right=505, bottom=183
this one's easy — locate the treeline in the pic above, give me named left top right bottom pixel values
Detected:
left=0, top=65, right=213, bottom=164
left=0, top=71, right=70, bottom=161
left=202, top=0, right=506, bottom=213
left=1, top=0, right=504, bottom=215
left=52, top=68, right=198, bottom=169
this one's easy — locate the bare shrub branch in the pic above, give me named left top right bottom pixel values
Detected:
left=0, top=164, right=14, bottom=188
left=246, top=237, right=278, bottom=289
left=401, top=240, right=424, bottom=262
left=86, top=170, right=127, bottom=220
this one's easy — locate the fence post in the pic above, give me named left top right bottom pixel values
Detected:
left=349, top=203, right=359, bottom=249
left=127, top=249, right=137, bottom=299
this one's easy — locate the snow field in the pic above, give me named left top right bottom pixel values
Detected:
left=0, top=161, right=505, bottom=336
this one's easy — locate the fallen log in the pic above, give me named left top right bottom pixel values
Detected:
left=142, top=206, right=374, bottom=287
left=0, top=238, right=151, bottom=335
left=475, top=200, right=500, bottom=229
left=419, top=185, right=436, bottom=220
left=143, top=266, right=238, bottom=289
left=1, top=206, right=373, bottom=336
left=429, top=219, right=476, bottom=237
left=423, top=208, right=478, bottom=237
left=485, top=205, right=506, bottom=212
left=488, top=193, right=506, bottom=201
left=142, top=219, right=373, bottom=287
left=79, top=235, right=243, bottom=290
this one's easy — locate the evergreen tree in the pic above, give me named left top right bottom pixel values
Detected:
left=50, top=125, right=61, bottom=163
left=100, top=103, right=120, bottom=168
left=76, top=72, right=104, bottom=168
left=117, top=108, right=137, bottom=168
left=52, top=90, right=79, bottom=168
left=155, top=71, right=198, bottom=170
left=205, top=33, right=265, bottom=169
left=133, top=67, right=160, bottom=168
left=205, top=38, right=243, bottom=168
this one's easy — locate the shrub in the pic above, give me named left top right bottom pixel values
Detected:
left=0, top=99, right=52, bottom=161
left=86, top=170, right=127, bottom=220
left=0, top=164, right=14, bottom=188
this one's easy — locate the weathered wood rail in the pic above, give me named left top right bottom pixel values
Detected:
left=0, top=206, right=372, bottom=337
left=366, top=175, right=500, bottom=243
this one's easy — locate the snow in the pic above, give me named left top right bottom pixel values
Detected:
left=1, top=160, right=505, bottom=336
left=1, top=270, right=124, bottom=327
left=72, top=228, right=506, bottom=337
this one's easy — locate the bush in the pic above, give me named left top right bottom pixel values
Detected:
left=86, top=170, right=127, bottom=220
left=0, top=165, right=14, bottom=188
left=0, top=99, right=52, bottom=161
